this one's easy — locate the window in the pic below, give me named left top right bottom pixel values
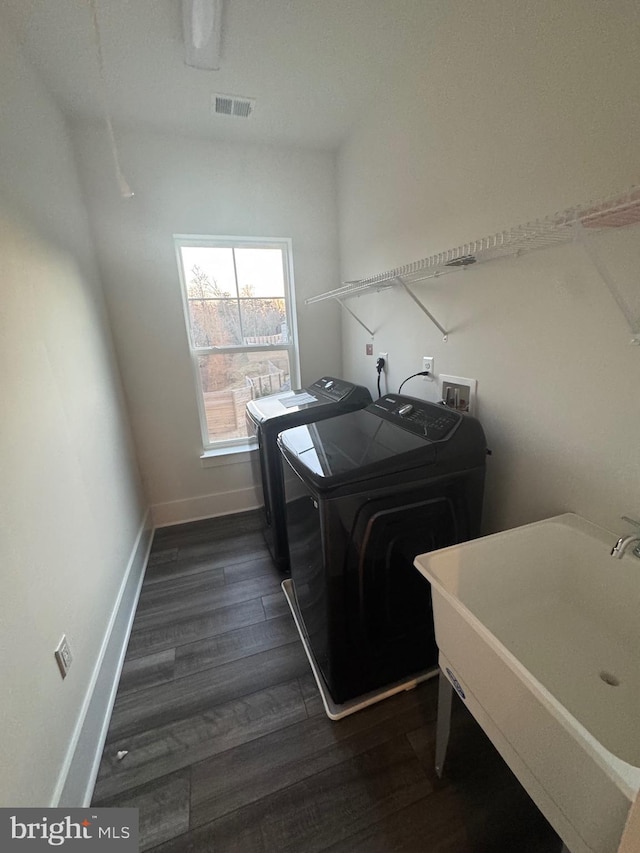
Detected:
left=175, top=236, right=299, bottom=450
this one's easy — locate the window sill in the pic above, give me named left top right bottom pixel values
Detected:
left=200, top=441, right=257, bottom=468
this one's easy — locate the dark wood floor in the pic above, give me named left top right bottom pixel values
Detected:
left=92, top=511, right=563, bottom=852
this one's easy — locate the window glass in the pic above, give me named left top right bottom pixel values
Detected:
left=182, top=247, right=238, bottom=296
left=176, top=238, right=297, bottom=449
left=197, top=351, right=292, bottom=443
left=234, top=247, right=286, bottom=297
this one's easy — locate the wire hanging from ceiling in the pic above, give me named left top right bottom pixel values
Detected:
left=88, top=0, right=134, bottom=199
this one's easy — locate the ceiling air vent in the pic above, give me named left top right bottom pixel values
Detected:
left=212, top=93, right=256, bottom=118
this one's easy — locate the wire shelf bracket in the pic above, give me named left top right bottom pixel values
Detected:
left=395, top=276, right=449, bottom=341
left=336, top=297, right=377, bottom=338
left=306, top=279, right=395, bottom=339
left=573, top=220, right=640, bottom=345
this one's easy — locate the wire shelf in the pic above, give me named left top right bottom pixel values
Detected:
left=306, top=184, right=640, bottom=301
left=305, top=279, right=395, bottom=305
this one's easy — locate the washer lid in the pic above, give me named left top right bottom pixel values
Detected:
left=246, top=387, right=328, bottom=424
left=278, top=408, right=437, bottom=485
left=278, top=395, right=486, bottom=490
left=245, top=376, right=370, bottom=425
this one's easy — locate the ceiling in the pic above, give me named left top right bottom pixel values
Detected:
left=2, top=0, right=429, bottom=150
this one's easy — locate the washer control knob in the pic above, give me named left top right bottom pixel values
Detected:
left=398, top=404, right=413, bottom=416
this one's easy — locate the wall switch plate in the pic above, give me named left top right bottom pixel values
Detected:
left=422, top=356, right=434, bottom=378
left=366, top=343, right=373, bottom=356
left=55, top=635, right=73, bottom=679
left=439, top=374, right=477, bottom=415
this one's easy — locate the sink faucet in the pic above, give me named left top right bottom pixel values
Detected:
left=611, top=516, right=640, bottom=559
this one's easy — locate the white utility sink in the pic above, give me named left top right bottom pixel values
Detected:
left=414, top=513, right=640, bottom=853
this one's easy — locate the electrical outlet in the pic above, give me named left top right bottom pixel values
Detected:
left=378, top=352, right=388, bottom=372
left=55, top=635, right=73, bottom=679
left=422, top=356, right=434, bottom=378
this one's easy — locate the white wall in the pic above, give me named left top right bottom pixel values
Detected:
left=0, top=25, right=147, bottom=804
left=72, top=123, right=342, bottom=526
left=338, top=0, right=640, bottom=535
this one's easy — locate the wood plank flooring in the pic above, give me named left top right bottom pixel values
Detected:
left=92, top=510, right=563, bottom=852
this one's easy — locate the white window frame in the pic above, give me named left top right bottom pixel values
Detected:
left=174, top=235, right=300, bottom=454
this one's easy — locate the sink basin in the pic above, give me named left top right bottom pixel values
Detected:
left=414, top=513, right=640, bottom=853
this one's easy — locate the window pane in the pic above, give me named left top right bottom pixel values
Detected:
left=180, top=247, right=238, bottom=297
left=188, top=298, right=242, bottom=347
left=240, top=298, right=288, bottom=344
left=235, top=248, right=285, bottom=297
left=198, top=351, right=291, bottom=443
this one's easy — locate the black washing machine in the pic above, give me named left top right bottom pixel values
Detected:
left=246, top=376, right=372, bottom=571
left=277, top=394, right=487, bottom=707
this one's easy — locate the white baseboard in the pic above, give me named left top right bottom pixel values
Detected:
left=54, top=509, right=154, bottom=807
left=151, top=485, right=261, bottom=528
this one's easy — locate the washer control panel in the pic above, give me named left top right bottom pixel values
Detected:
left=371, top=395, right=462, bottom=441
left=308, top=376, right=354, bottom=402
